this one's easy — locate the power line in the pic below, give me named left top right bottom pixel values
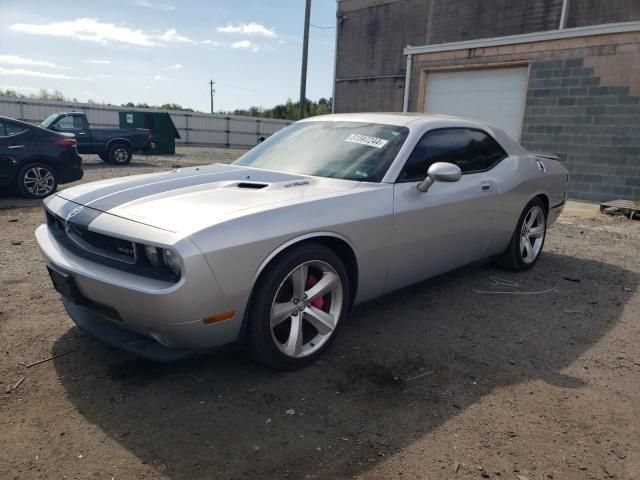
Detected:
left=310, top=22, right=336, bottom=30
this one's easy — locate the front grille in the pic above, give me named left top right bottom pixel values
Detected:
left=68, top=225, right=136, bottom=262
left=47, top=210, right=136, bottom=264
left=45, top=208, right=178, bottom=283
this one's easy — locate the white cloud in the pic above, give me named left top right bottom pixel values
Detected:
left=10, top=18, right=196, bottom=47
left=11, top=18, right=156, bottom=46
left=158, top=28, right=195, bottom=44
left=201, top=39, right=221, bottom=46
left=153, top=75, right=163, bottom=80
left=85, top=59, right=111, bottom=64
left=231, top=40, right=252, bottom=49
left=169, top=63, right=183, bottom=69
left=217, top=22, right=277, bottom=38
left=0, top=66, right=81, bottom=79
left=131, top=0, right=175, bottom=10
left=0, top=54, right=70, bottom=70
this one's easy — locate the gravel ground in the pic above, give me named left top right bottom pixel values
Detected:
left=0, top=147, right=638, bottom=480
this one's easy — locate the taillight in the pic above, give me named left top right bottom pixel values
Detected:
left=55, top=138, right=77, bottom=148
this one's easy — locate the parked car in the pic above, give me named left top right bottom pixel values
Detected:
left=40, top=112, right=150, bottom=165
left=36, top=113, right=569, bottom=369
left=0, top=115, right=83, bottom=199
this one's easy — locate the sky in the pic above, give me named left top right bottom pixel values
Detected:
left=0, top=0, right=337, bottom=112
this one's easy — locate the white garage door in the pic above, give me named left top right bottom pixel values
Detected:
left=424, top=67, right=529, bottom=140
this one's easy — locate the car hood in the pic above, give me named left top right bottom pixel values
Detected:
left=54, top=163, right=360, bottom=234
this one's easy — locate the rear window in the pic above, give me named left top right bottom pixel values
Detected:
left=0, top=120, right=28, bottom=137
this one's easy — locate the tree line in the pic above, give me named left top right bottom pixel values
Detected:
left=1, top=89, right=332, bottom=120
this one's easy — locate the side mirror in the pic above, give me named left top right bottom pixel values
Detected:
left=50, top=124, right=59, bottom=131
left=417, top=162, right=462, bottom=193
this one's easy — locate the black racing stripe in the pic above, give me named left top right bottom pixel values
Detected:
left=57, top=201, right=103, bottom=228
left=57, top=164, right=305, bottom=213
left=60, top=164, right=243, bottom=208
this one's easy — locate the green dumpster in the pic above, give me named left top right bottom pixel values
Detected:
left=119, top=111, right=180, bottom=154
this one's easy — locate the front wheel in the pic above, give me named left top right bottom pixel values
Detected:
left=497, top=198, right=547, bottom=271
left=246, top=243, right=350, bottom=370
left=107, top=143, right=132, bottom=165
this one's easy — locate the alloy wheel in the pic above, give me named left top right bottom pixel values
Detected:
left=520, top=205, right=545, bottom=264
left=23, top=166, right=55, bottom=197
left=270, top=260, right=344, bottom=358
left=113, top=148, right=129, bottom=163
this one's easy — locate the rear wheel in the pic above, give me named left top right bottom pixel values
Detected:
left=17, top=163, right=58, bottom=199
left=107, top=143, right=132, bottom=165
left=246, top=243, right=350, bottom=370
left=497, top=198, right=547, bottom=271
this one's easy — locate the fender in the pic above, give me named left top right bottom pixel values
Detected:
left=105, top=138, right=133, bottom=151
left=251, top=231, right=358, bottom=287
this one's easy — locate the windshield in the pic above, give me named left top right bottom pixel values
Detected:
left=40, top=113, right=59, bottom=128
left=233, top=121, right=409, bottom=182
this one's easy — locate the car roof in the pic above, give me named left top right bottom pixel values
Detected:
left=0, top=115, right=31, bottom=126
left=300, top=112, right=487, bottom=128
left=300, top=112, right=526, bottom=154
left=0, top=115, right=67, bottom=136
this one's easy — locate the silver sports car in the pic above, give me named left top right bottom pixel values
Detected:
left=36, top=113, right=568, bottom=369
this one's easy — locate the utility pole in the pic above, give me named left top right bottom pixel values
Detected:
left=210, top=80, right=216, bottom=114
left=299, top=0, right=311, bottom=119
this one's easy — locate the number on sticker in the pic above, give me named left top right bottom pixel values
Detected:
left=344, top=134, right=389, bottom=149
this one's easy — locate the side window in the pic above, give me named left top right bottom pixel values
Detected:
left=398, top=128, right=507, bottom=181
left=56, top=116, right=75, bottom=130
left=73, top=116, right=84, bottom=130
left=1, top=120, right=27, bottom=137
left=468, top=130, right=508, bottom=171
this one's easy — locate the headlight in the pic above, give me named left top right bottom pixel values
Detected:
left=162, top=249, right=181, bottom=277
left=144, top=245, right=160, bottom=267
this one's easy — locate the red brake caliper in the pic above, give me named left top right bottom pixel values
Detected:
left=306, top=275, right=325, bottom=310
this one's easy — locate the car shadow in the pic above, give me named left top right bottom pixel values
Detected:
left=0, top=190, right=42, bottom=209
left=52, top=252, right=637, bottom=479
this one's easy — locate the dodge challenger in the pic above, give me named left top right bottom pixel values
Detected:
left=35, top=113, right=569, bottom=369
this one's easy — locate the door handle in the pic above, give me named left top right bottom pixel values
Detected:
left=8, top=145, right=24, bottom=149
left=480, top=182, right=491, bottom=191
left=77, top=132, right=87, bottom=135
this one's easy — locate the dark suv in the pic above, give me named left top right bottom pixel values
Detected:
left=0, top=116, right=83, bottom=199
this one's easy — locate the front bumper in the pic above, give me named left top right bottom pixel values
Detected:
left=35, top=223, right=250, bottom=360
left=63, top=299, right=204, bottom=361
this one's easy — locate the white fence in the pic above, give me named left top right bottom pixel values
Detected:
left=0, top=96, right=292, bottom=149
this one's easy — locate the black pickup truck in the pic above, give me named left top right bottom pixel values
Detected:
left=40, top=112, right=150, bottom=165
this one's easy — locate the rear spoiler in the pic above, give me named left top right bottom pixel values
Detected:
left=529, top=151, right=560, bottom=161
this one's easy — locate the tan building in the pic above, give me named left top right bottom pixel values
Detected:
left=333, top=0, right=640, bottom=202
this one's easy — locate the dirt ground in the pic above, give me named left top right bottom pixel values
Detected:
left=1, top=147, right=639, bottom=480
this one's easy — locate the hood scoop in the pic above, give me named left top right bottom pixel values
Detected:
left=236, top=182, right=268, bottom=190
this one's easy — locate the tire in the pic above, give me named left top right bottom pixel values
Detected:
left=16, top=163, right=58, bottom=199
left=107, top=143, right=132, bottom=165
left=246, top=243, right=350, bottom=370
left=497, top=197, right=547, bottom=271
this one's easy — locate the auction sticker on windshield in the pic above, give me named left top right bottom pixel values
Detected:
left=344, top=134, right=389, bottom=149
